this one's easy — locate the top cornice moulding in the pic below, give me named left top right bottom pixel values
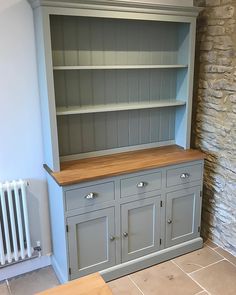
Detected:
left=28, top=0, right=202, bottom=17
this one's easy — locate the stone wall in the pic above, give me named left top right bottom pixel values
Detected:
left=193, top=0, right=236, bottom=255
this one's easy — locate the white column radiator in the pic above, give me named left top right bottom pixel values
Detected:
left=0, top=180, right=33, bottom=266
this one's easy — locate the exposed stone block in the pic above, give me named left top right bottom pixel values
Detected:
left=200, top=41, right=213, bottom=50
left=203, top=65, right=233, bottom=73
left=208, top=25, right=225, bottom=35
left=211, top=5, right=234, bottom=19
left=214, top=36, right=233, bottom=50
left=206, top=0, right=221, bottom=6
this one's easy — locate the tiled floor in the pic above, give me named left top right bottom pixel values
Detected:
left=1, top=241, right=236, bottom=295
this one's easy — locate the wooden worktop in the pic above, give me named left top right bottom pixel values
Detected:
left=37, top=273, right=112, bottom=295
left=45, top=145, right=204, bottom=186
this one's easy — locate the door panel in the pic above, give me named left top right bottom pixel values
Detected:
left=121, top=196, right=161, bottom=263
left=166, top=186, right=201, bottom=247
left=67, top=207, right=115, bottom=279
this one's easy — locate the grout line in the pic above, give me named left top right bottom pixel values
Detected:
left=5, top=279, right=12, bottom=295
left=128, top=275, right=145, bottom=295
left=204, top=240, right=219, bottom=250
left=188, top=258, right=225, bottom=275
left=171, top=260, right=211, bottom=295
left=205, top=244, right=236, bottom=269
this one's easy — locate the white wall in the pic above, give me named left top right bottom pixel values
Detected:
left=0, top=0, right=51, bottom=256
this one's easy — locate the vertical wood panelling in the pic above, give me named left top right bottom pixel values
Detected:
left=57, top=109, right=176, bottom=156
left=128, top=110, right=139, bottom=146
left=128, top=71, right=139, bottom=103
left=68, top=116, right=83, bottom=154
left=77, top=17, right=92, bottom=66
left=106, top=112, right=118, bottom=149
left=93, top=70, right=105, bottom=105
left=115, top=21, right=128, bottom=65
left=81, top=114, right=95, bottom=152
left=150, top=109, right=160, bottom=143
left=90, top=18, right=104, bottom=65
left=63, top=16, right=77, bottom=66
left=105, top=71, right=117, bottom=104
left=177, top=23, right=190, bottom=65
left=103, top=19, right=116, bottom=65
left=139, top=110, right=150, bottom=144
left=50, top=16, right=181, bottom=66
left=117, top=112, right=129, bottom=148
left=116, top=70, right=128, bottom=104
left=57, top=116, right=70, bottom=156
left=50, top=15, right=189, bottom=157
left=54, top=69, right=178, bottom=107
left=94, top=113, right=107, bottom=151
left=54, top=71, right=67, bottom=107
left=65, top=71, right=80, bottom=106
left=79, top=71, right=93, bottom=106
left=127, top=21, right=139, bottom=65
left=50, top=16, right=64, bottom=66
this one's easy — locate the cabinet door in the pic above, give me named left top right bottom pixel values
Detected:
left=67, top=208, right=116, bottom=279
left=121, top=196, right=162, bottom=263
left=166, top=186, right=201, bottom=248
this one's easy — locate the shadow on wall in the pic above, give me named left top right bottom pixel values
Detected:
left=27, top=179, right=51, bottom=254
left=191, top=0, right=210, bottom=242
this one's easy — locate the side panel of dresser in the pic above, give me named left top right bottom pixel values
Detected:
left=47, top=175, right=69, bottom=283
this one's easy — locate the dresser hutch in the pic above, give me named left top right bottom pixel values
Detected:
left=29, top=0, right=203, bottom=283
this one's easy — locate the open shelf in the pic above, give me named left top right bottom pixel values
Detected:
left=56, top=100, right=186, bottom=116
left=49, top=14, right=192, bottom=162
left=53, top=65, right=188, bottom=70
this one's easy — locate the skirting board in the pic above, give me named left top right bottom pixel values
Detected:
left=100, top=237, right=203, bottom=282
left=51, top=256, right=68, bottom=284
left=0, top=255, right=51, bottom=282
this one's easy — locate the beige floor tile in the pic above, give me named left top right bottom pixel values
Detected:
left=204, top=239, right=218, bottom=249
left=173, top=245, right=223, bottom=273
left=0, top=282, right=10, bottom=295
left=195, top=292, right=209, bottom=295
left=130, top=261, right=202, bottom=295
left=191, top=260, right=236, bottom=295
left=215, top=247, right=236, bottom=267
left=9, top=267, right=59, bottom=295
left=108, top=276, right=142, bottom=295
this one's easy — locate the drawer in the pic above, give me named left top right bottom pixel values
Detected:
left=65, top=182, right=115, bottom=211
left=166, top=164, right=202, bottom=187
left=121, top=171, right=162, bottom=198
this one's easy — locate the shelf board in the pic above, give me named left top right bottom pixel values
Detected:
left=56, top=100, right=186, bottom=116
left=53, top=65, right=188, bottom=70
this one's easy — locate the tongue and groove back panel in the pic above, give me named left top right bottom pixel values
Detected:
left=50, top=15, right=190, bottom=159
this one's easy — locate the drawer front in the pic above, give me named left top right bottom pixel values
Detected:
left=121, top=172, right=162, bottom=198
left=167, top=164, right=202, bottom=187
left=65, top=182, right=115, bottom=211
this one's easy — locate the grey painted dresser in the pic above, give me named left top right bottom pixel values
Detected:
left=28, top=0, right=203, bottom=284
left=45, top=147, right=204, bottom=283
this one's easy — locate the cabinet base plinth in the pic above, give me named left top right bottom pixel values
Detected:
left=100, top=237, right=203, bottom=282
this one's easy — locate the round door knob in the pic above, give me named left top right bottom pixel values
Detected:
left=167, top=219, right=172, bottom=224
left=180, top=173, right=190, bottom=179
left=123, top=232, right=128, bottom=238
left=84, top=192, right=96, bottom=200
left=137, top=182, right=147, bottom=188
left=110, top=235, right=115, bottom=241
